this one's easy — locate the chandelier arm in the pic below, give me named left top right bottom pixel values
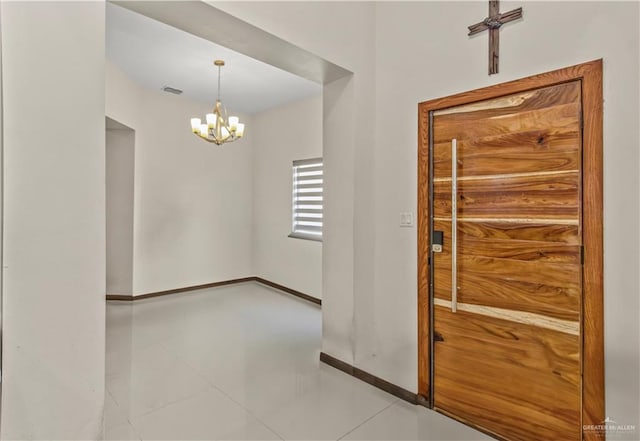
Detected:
left=200, top=137, right=217, bottom=144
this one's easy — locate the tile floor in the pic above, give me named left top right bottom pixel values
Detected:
left=105, top=283, right=491, bottom=440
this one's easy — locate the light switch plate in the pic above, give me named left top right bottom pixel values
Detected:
left=400, top=212, right=414, bottom=227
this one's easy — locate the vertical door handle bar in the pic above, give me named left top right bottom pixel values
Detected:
left=451, top=139, right=458, bottom=313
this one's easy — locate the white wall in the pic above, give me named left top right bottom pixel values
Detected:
left=214, top=0, right=378, bottom=364
left=106, top=121, right=135, bottom=295
left=106, top=62, right=254, bottom=296
left=252, top=95, right=323, bottom=299
left=0, top=2, right=106, bottom=439
left=215, top=0, right=640, bottom=431
left=0, top=0, right=4, bottom=401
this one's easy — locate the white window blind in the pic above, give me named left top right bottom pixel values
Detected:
left=290, top=158, right=323, bottom=241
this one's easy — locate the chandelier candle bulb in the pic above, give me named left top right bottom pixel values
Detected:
left=191, top=118, right=201, bottom=133
left=189, top=59, right=246, bottom=146
left=206, top=113, right=216, bottom=128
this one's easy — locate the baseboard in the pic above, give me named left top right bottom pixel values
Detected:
left=105, top=294, right=136, bottom=301
left=319, top=352, right=420, bottom=405
left=254, top=277, right=321, bottom=305
left=106, top=276, right=321, bottom=306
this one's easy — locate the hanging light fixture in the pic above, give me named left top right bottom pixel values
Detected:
left=190, top=60, right=245, bottom=145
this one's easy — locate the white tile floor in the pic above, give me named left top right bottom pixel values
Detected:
left=105, top=283, right=491, bottom=440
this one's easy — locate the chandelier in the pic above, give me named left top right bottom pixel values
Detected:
left=190, top=60, right=245, bottom=145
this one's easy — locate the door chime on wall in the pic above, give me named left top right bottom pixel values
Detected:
left=190, top=60, right=245, bottom=145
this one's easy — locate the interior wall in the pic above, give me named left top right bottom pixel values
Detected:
left=251, top=95, right=323, bottom=298
left=0, top=0, right=4, bottom=411
left=0, top=2, right=106, bottom=438
left=106, top=61, right=254, bottom=296
left=106, top=120, right=135, bottom=295
left=213, top=0, right=377, bottom=364
left=214, top=0, right=639, bottom=430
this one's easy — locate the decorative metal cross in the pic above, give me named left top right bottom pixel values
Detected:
left=468, top=0, right=523, bottom=75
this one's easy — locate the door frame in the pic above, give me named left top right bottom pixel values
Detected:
left=417, top=60, right=604, bottom=438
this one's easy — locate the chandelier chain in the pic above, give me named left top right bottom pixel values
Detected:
left=217, top=64, right=221, bottom=102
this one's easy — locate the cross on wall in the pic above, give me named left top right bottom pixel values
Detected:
left=468, top=0, right=523, bottom=75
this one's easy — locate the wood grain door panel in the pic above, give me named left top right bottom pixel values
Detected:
left=433, top=129, right=581, bottom=177
left=431, top=80, right=583, bottom=440
left=433, top=172, right=581, bottom=219
left=433, top=253, right=581, bottom=321
left=431, top=81, right=581, bottom=144
left=434, top=307, right=581, bottom=441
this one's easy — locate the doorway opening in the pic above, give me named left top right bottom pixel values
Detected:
left=106, top=117, right=135, bottom=297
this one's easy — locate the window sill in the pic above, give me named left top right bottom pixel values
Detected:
left=288, top=232, right=323, bottom=242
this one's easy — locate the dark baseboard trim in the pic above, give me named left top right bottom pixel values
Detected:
left=319, top=352, right=419, bottom=405
left=319, top=354, right=502, bottom=439
left=105, top=294, right=135, bottom=301
left=105, top=277, right=255, bottom=301
left=254, top=277, right=321, bottom=306
left=106, top=276, right=321, bottom=306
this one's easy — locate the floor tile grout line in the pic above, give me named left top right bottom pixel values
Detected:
left=108, top=341, right=215, bottom=428
left=336, top=399, right=399, bottom=441
left=157, top=340, right=217, bottom=387
left=210, top=382, right=286, bottom=441
left=103, top=420, right=142, bottom=441
left=105, top=388, right=143, bottom=441
left=206, top=380, right=285, bottom=441
left=192, top=370, right=286, bottom=440
left=103, top=386, right=142, bottom=440
left=105, top=381, right=127, bottom=411
left=104, top=386, right=123, bottom=414
left=157, top=341, right=286, bottom=441
left=126, top=419, right=143, bottom=441
left=129, top=387, right=212, bottom=422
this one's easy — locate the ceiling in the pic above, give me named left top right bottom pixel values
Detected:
left=106, top=3, right=322, bottom=115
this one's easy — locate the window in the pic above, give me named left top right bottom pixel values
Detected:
left=289, top=158, right=323, bottom=241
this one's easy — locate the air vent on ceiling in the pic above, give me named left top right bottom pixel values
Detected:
left=162, top=86, right=183, bottom=95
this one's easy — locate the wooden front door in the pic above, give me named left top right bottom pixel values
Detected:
left=418, top=61, right=604, bottom=441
